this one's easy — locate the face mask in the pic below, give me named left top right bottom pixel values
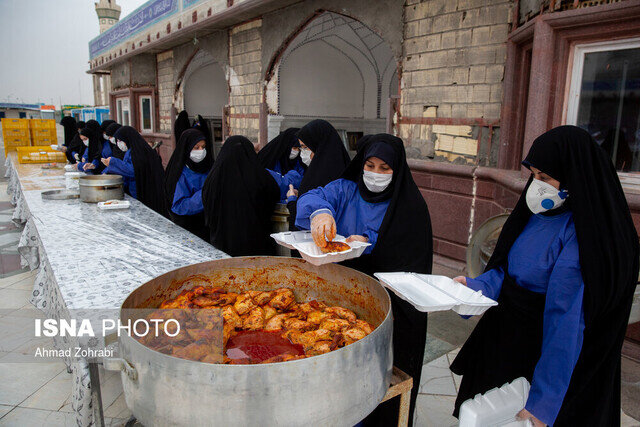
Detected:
left=300, top=148, right=312, bottom=166
left=103, top=133, right=109, bottom=140
left=190, top=149, right=206, bottom=163
left=289, top=149, right=300, bottom=160
left=117, top=140, right=128, bottom=152
left=525, top=178, right=568, bottom=214
left=363, top=170, right=393, bottom=193
left=109, top=137, right=116, bottom=145
left=82, top=138, right=89, bottom=147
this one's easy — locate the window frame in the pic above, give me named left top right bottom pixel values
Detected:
left=565, top=37, right=640, bottom=127
left=138, top=95, right=154, bottom=134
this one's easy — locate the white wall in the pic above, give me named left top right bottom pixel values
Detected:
left=276, top=12, right=397, bottom=120
left=184, top=62, right=227, bottom=118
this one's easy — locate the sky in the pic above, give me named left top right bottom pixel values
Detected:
left=0, top=0, right=147, bottom=107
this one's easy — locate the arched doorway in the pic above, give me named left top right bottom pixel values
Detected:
left=266, top=11, right=398, bottom=152
left=181, top=50, right=228, bottom=156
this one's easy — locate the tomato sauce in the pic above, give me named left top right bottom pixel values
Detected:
left=226, top=330, right=304, bottom=363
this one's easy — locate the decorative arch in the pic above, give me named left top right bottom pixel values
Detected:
left=265, top=11, right=398, bottom=121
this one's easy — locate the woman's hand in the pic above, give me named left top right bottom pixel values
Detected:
left=287, top=184, right=298, bottom=198
left=101, top=157, right=111, bottom=167
left=453, top=276, right=467, bottom=286
left=346, top=235, right=368, bottom=243
left=83, top=163, right=96, bottom=171
left=81, top=157, right=86, bottom=163
left=516, top=409, right=546, bottom=427
left=311, top=213, right=336, bottom=248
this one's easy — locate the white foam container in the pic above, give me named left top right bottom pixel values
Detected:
left=97, top=200, right=131, bottom=210
left=459, top=377, right=532, bottom=427
left=64, top=164, right=77, bottom=172
left=271, top=231, right=370, bottom=266
left=65, top=172, right=84, bottom=190
left=373, top=273, right=497, bottom=315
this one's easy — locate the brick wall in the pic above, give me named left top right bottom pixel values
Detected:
left=399, top=0, right=512, bottom=165
left=157, top=50, right=175, bottom=133
left=228, top=20, right=262, bottom=142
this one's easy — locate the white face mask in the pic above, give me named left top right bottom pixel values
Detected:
left=525, top=178, right=568, bottom=214
left=300, top=148, right=312, bottom=166
left=117, top=140, right=128, bottom=152
left=190, top=148, right=206, bottom=163
left=103, top=133, right=109, bottom=140
left=363, top=170, right=393, bottom=193
left=81, top=138, right=89, bottom=147
left=109, top=137, right=116, bottom=145
left=289, top=148, right=300, bottom=160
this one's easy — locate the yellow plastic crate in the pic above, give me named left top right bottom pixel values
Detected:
left=1, top=118, right=29, bottom=130
left=16, top=147, right=66, bottom=164
left=3, top=128, right=29, bottom=138
left=30, top=128, right=56, bottom=139
left=4, top=136, right=30, bottom=147
left=31, top=136, right=57, bottom=146
left=29, top=119, right=56, bottom=129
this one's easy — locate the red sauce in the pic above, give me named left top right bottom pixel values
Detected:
left=226, top=330, right=304, bottom=363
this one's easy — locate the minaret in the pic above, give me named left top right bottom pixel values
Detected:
left=95, top=0, right=121, bottom=34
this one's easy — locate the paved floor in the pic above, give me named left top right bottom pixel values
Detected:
left=0, top=165, right=636, bottom=425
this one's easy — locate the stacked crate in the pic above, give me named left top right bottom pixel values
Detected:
left=1, top=118, right=31, bottom=157
left=29, top=119, right=57, bottom=146
left=15, top=147, right=66, bottom=164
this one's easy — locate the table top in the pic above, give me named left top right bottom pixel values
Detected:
left=11, top=155, right=229, bottom=311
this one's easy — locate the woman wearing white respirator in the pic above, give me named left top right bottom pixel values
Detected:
left=286, top=119, right=350, bottom=230
left=164, top=129, right=213, bottom=240
left=451, top=126, right=638, bottom=427
left=257, top=128, right=305, bottom=203
left=103, top=122, right=125, bottom=160
left=296, top=134, right=433, bottom=426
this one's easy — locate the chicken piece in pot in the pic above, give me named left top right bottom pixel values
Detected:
left=172, top=339, right=214, bottom=360
left=264, top=313, right=290, bottom=331
left=320, top=318, right=350, bottom=333
left=283, top=318, right=313, bottom=332
left=248, top=290, right=274, bottom=306
left=222, top=306, right=242, bottom=329
left=353, top=319, right=373, bottom=335
left=306, top=310, right=330, bottom=325
left=307, top=340, right=333, bottom=356
left=234, top=293, right=257, bottom=315
left=269, top=288, right=295, bottom=311
left=263, top=305, right=277, bottom=321
left=243, top=307, right=266, bottom=330
left=324, top=306, right=357, bottom=322
left=343, top=327, right=367, bottom=345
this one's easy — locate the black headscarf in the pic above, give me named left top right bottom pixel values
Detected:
left=341, top=134, right=432, bottom=275
left=296, top=119, right=351, bottom=194
left=113, top=126, right=168, bottom=217
left=79, top=120, right=104, bottom=173
left=60, top=117, right=81, bottom=163
left=485, top=125, right=639, bottom=425
left=77, top=121, right=86, bottom=130
left=288, top=120, right=351, bottom=230
left=192, top=115, right=213, bottom=158
left=165, top=129, right=212, bottom=208
left=105, top=122, right=125, bottom=160
left=257, top=127, right=302, bottom=173
left=202, top=136, right=280, bottom=256
left=99, top=120, right=116, bottom=136
left=174, top=110, right=190, bottom=143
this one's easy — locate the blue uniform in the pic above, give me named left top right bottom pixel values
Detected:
left=466, top=211, right=584, bottom=425
left=267, top=169, right=303, bottom=203
left=273, top=159, right=306, bottom=177
left=295, top=179, right=390, bottom=254
left=76, top=142, right=112, bottom=174
left=171, top=166, right=208, bottom=216
left=104, top=150, right=137, bottom=198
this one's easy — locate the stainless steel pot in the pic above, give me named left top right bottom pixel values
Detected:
left=78, top=175, right=124, bottom=203
left=109, top=257, right=393, bottom=427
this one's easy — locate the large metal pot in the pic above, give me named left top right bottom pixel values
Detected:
left=79, top=175, right=124, bottom=203
left=111, top=257, right=393, bottom=427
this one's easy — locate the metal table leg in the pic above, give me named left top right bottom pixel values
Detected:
left=88, top=362, right=105, bottom=427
